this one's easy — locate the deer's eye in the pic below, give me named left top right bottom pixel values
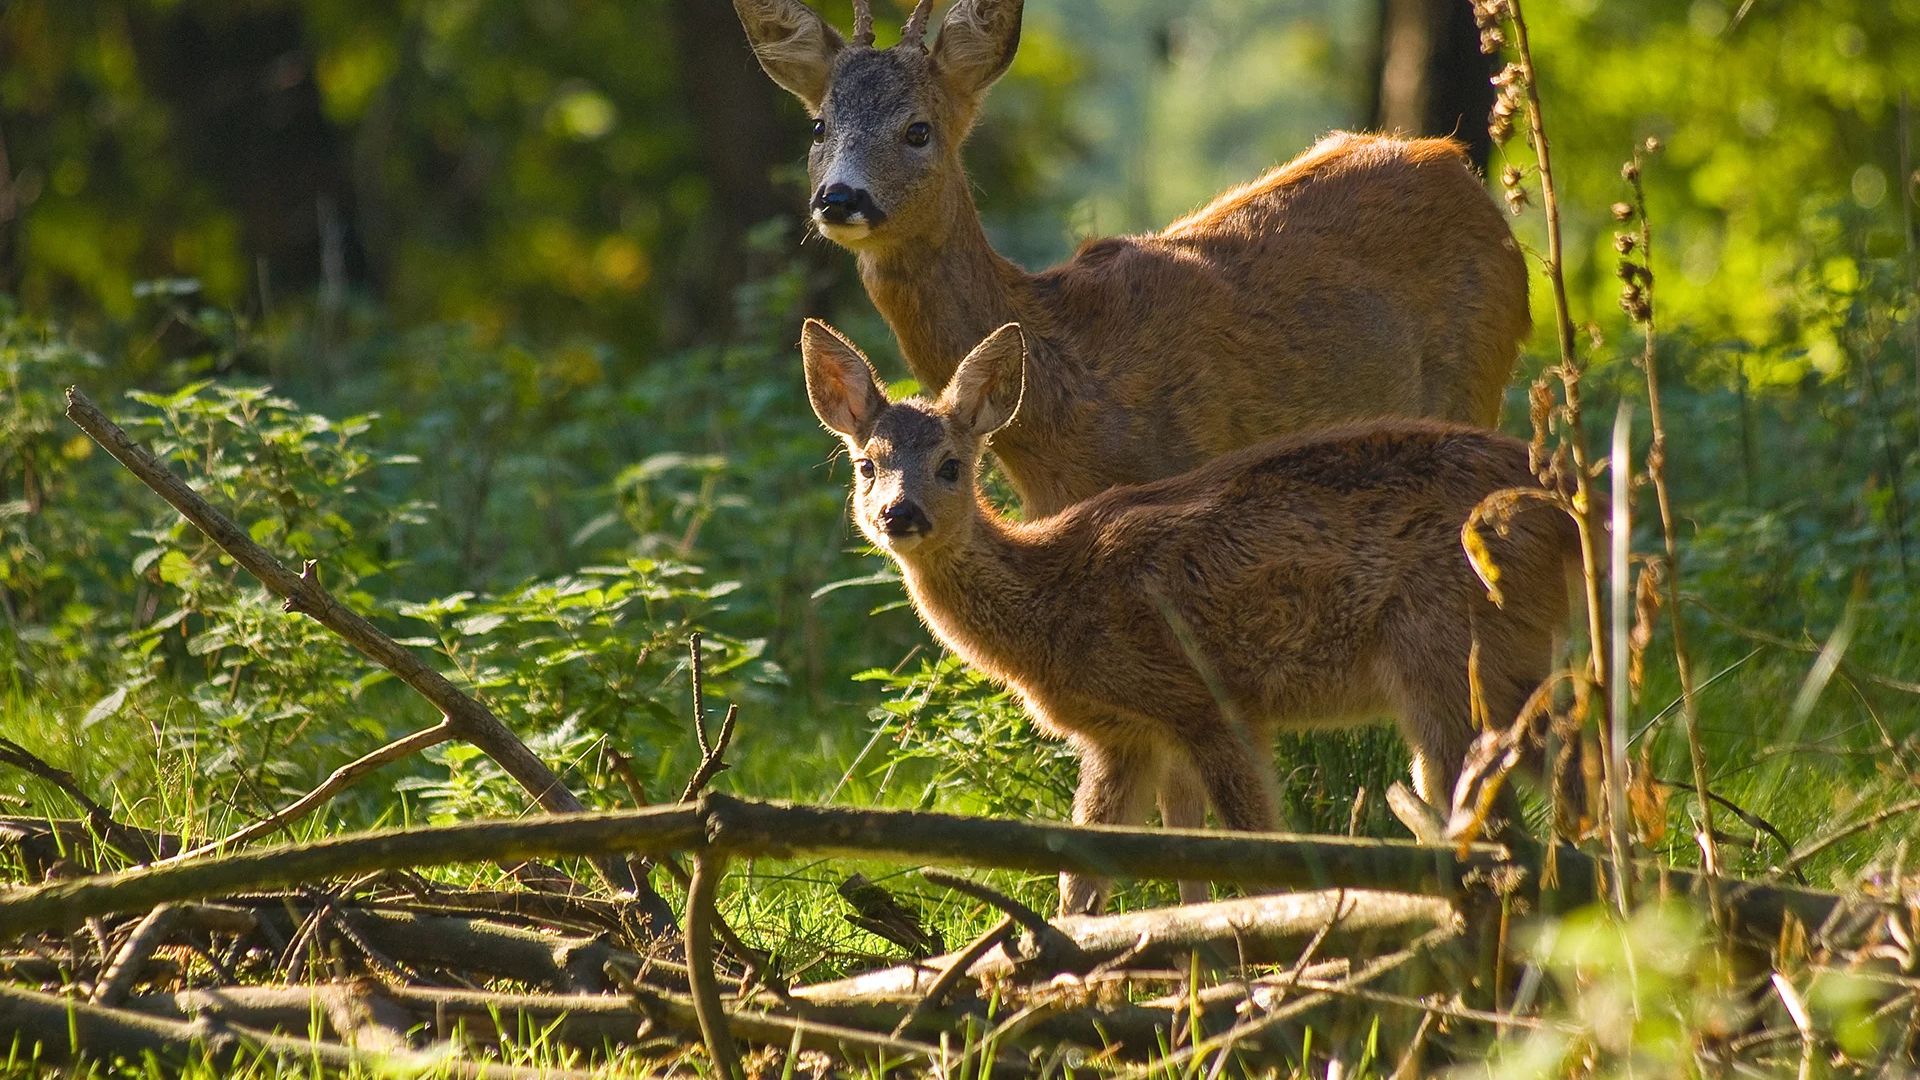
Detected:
left=812, top=118, right=826, bottom=143
left=937, top=458, right=961, bottom=483
left=904, top=121, right=931, bottom=147
left=857, top=459, right=876, bottom=480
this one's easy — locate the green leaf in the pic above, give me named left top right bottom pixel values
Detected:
left=156, top=550, right=195, bottom=586
left=82, top=686, right=128, bottom=729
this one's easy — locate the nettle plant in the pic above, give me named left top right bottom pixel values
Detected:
left=101, top=382, right=774, bottom=824
left=392, top=566, right=775, bottom=821
left=116, top=383, right=430, bottom=801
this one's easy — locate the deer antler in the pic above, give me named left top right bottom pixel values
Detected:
left=900, top=0, right=937, bottom=49
left=851, top=0, right=875, bottom=46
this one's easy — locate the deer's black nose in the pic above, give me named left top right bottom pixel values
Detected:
left=880, top=500, right=929, bottom=537
left=813, top=183, right=885, bottom=226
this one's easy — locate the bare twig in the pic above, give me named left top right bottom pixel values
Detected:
left=0, top=737, right=177, bottom=862
left=891, top=914, right=1016, bottom=1036
left=1624, top=163, right=1725, bottom=883
left=172, top=720, right=455, bottom=861
left=1777, top=796, right=1920, bottom=877
left=920, top=868, right=1075, bottom=962
left=1500, top=0, right=1623, bottom=894
left=679, top=705, right=739, bottom=805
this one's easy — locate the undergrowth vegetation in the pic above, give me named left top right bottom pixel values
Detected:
left=2, top=0, right=1919, bottom=1075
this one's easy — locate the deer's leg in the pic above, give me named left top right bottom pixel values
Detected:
left=1060, top=736, right=1158, bottom=916
left=1181, top=723, right=1280, bottom=835
left=1157, top=755, right=1212, bottom=904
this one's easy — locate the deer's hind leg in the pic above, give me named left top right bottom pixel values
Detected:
left=1060, top=734, right=1161, bottom=916
left=1179, top=721, right=1280, bottom=836
left=1158, top=756, right=1212, bottom=904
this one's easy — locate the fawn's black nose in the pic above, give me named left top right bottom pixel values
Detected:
left=880, top=500, right=930, bottom=537
left=813, top=183, right=885, bottom=226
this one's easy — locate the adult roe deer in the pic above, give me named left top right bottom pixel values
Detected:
left=802, top=321, right=1577, bottom=914
left=736, top=0, right=1532, bottom=516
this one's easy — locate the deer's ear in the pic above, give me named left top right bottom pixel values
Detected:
left=802, top=320, right=889, bottom=443
left=734, top=0, right=844, bottom=111
left=932, top=0, right=1023, bottom=98
left=943, top=323, right=1025, bottom=437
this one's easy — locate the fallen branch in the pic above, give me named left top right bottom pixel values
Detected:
left=0, top=741, right=178, bottom=863
left=801, top=889, right=1456, bottom=999
left=89, top=903, right=182, bottom=1006
left=0, top=981, right=595, bottom=1078
left=0, top=795, right=1877, bottom=953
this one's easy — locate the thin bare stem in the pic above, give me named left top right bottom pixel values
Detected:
left=171, top=721, right=455, bottom=861
left=1778, top=796, right=1920, bottom=876
left=1624, top=149, right=1725, bottom=924
left=1503, top=0, right=1618, bottom=868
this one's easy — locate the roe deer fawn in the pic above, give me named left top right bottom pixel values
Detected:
left=737, top=0, right=1531, bottom=516
left=802, top=321, right=1576, bottom=914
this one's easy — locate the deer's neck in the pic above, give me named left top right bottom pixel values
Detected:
left=894, top=509, right=1059, bottom=679
left=857, top=187, right=1034, bottom=394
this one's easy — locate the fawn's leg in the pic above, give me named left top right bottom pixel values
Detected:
left=1158, top=755, right=1212, bottom=904
left=1060, top=737, right=1158, bottom=916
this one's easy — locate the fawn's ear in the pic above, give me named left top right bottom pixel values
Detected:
left=942, top=323, right=1025, bottom=437
left=733, top=0, right=844, bottom=111
left=802, top=319, right=890, bottom=443
left=932, top=0, right=1023, bottom=99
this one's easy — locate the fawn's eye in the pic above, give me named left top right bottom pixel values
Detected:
left=857, top=459, right=876, bottom=480
left=937, top=458, right=961, bottom=483
left=812, top=118, right=826, bottom=143
left=904, top=121, right=931, bottom=147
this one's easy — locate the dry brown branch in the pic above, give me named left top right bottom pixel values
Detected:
left=891, top=914, right=1015, bottom=1036
left=0, top=804, right=705, bottom=940
left=0, top=817, right=182, bottom=878
left=919, top=868, right=1081, bottom=969
left=248, top=905, right=644, bottom=993
left=89, top=903, right=182, bottom=1006
left=1387, top=781, right=1446, bottom=844
left=174, top=720, right=456, bottom=862
left=684, top=854, right=741, bottom=1080
left=0, top=795, right=1877, bottom=955
left=63, top=387, right=661, bottom=919
left=1778, top=796, right=1920, bottom=877
left=0, top=981, right=595, bottom=1078
left=799, top=889, right=1457, bottom=1000
left=1117, top=928, right=1453, bottom=1078
left=0, top=740, right=178, bottom=863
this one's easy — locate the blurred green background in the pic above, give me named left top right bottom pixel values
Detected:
left=2, top=0, right=1919, bottom=923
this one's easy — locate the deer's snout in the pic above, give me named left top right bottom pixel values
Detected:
left=878, top=499, right=930, bottom=538
left=813, top=183, right=886, bottom=227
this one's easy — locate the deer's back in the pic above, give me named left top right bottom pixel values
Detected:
left=1011, top=421, right=1570, bottom=727
left=1001, top=134, right=1530, bottom=512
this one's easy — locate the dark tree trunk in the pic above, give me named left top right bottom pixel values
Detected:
left=1368, top=0, right=1497, bottom=171
left=663, top=0, right=829, bottom=345
left=126, top=3, right=373, bottom=302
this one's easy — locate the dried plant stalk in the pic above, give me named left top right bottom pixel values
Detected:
left=1619, top=146, right=1725, bottom=918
